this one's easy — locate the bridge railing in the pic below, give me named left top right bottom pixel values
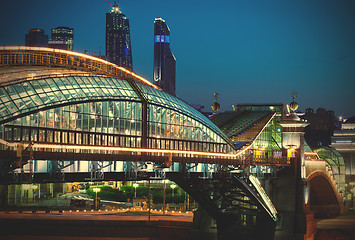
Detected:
left=239, top=155, right=291, bottom=166
left=0, top=125, right=239, bottom=166
left=1, top=124, right=230, bottom=154
left=325, top=163, right=345, bottom=201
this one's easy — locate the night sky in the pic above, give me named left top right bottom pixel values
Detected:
left=0, top=0, right=354, bottom=117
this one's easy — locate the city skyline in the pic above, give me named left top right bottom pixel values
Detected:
left=0, top=0, right=354, bottom=117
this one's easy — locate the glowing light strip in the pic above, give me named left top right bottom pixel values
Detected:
left=235, top=144, right=252, bottom=156
left=251, top=113, right=276, bottom=144
left=0, top=138, right=246, bottom=158
left=305, top=152, right=319, bottom=156
left=328, top=148, right=355, bottom=151
left=31, top=143, right=238, bottom=157
left=0, top=139, right=248, bottom=158
left=0, top=46, right=161, bottom=90
left=0, top=138, right=12, bottom=147
left=231, top=113, right=276, bottom=156
left=249, top=175, right=278, bottom=218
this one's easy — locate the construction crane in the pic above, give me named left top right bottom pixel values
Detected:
left=106, top=0, right=119, bottom=7
left=106, top=0, right=113, bottom=7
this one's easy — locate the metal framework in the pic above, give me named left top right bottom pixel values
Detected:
left=170, top=172, right=276, bottom=239
left=0, top=47, right=242, bottom=181
left=0, top=46, right=158, bottom=90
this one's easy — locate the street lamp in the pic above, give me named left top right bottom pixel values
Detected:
left=22, top=184, right=30, bottom=204
left=163, top=179, right=169, bottom=214
left=92, top=187, right=101, bottom=210
left=170, top=184, right=177, bottom=204
left=133, top=183, right=139, bottom=198
left=32, top=185, right=38, bottom=202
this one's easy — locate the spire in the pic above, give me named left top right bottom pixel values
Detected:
left=111, top=1, right=121, bottom=13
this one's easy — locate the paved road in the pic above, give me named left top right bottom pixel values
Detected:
left=0, top=210, right=194, bottom=222
left=0, top=237, right=149, bottom=240
left=0, top=210, right=193, bottom=222
left=0, top=210, right=196, bottom=240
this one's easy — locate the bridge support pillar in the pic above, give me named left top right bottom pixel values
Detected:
left=274, top=111, right=309, bottom=240
left=216, top=212, right=275, bottom=240
left=272, top=166, right=306, bottom=240
left=0, top=185, right=8, bottom=209
left=193, top=207, right=217, bottom=240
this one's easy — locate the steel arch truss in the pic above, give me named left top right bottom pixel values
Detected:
left=170, top=172, right=276, bottom=240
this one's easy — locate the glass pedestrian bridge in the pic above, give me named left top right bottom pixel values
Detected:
left=0, top=47, right=279, bottom=232
left=0, top=46, right=241, bottom=171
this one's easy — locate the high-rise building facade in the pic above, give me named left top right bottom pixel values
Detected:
left=49, top=26, right=74, bottom=50
left=106, top=3, right=133, bottom=70
left=25, top=29, right=48, bottom=47
left=153, top=18, right=176, bottom=96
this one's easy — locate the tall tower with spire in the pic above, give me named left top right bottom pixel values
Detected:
left=106, top=2, right=133, bottom=70
left=153, top=18, right=176, bottom=96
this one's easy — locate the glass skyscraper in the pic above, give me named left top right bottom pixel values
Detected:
left=49, top=26, right=74, bottom=50
left=153, top=18, right=176, bottom=96
left=106, top=3, right=133, bottom=71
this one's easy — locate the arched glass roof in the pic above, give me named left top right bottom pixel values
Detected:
left=0, top=47, right=236, bottom=156
left=314, top=147, right=345, bottom=167
left=0, top=67, right=234, bottom=151
left=0, top=75, right=140, bottom=124
left=137, top=82, right=231, bottom=144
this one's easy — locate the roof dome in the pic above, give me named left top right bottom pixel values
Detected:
left=289, top=100, right=298, bottom=112
left=211, top=101, right=220, bottom=112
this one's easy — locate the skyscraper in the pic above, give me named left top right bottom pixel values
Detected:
left=106, top=3, right=133, bottom=70
left=154, top=18, right=176, bottom=96
left=25, top=29, right=48, bottom=47
left=49, top=26, right=74, bottom=50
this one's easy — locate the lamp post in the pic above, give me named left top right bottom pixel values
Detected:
left=163, top=179, right=168, bottom=214
left=133, top=183, right=139, bottom=198
left=92, top=187, right=101, bottom=210
left=32, top=185, right=38, bottom=202
left=170, top=184, right=177, bottom=204
left=22, top=184, right=30, bottom=204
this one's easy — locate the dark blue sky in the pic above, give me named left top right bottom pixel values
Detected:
left=1, top=0, right=354, bottom=117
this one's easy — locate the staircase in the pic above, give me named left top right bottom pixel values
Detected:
left=169, top=172, right=276, bottom=240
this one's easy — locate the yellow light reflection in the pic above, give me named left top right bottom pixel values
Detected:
left=0, top=46, right=161, bottom=90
